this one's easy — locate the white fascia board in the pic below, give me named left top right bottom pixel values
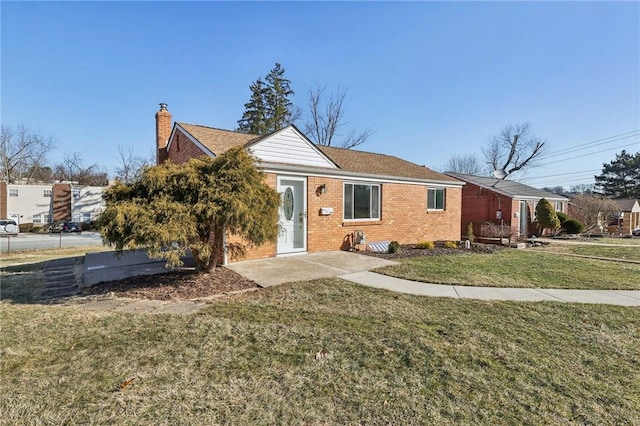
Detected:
left=166, top=123, right=216, bottom=157
left=259, top=162, right=465, bottom=187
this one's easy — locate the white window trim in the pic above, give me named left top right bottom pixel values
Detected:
left=427, top=187, right=446, bottom=211
left=343, top=182, right=381, bottom=221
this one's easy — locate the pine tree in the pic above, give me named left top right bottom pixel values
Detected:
left=237, top=79, right=269, bottom=135
left=237, top=63, right=296, bottom=135
left=264, top=63, right=295, bottom=132
left=595, top=150, right=640, bottom=199
left=99, top=147, right=280, bottom=273
left=535, top=198, right=561, bottom=235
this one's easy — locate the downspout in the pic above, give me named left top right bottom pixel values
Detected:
left=222, top=223, right=228, bottom=266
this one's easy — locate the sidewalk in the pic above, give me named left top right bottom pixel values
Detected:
left=339, top=271, right=640, bottom=306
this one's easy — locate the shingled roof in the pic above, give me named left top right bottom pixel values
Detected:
left=613, top=199, right=640, bottom=212
left=173, top=123, right=459, bottom=183
left=177, top=122, right=258, bottom=155
left=447, top=173, right=569, bottom=200
left=319, top=146, right=457, bottom=182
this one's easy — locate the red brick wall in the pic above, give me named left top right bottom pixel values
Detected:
left=167, top=130, right=209, bottom=164
left=156, top=108, right=172, bottom=164
left=0, top=181, right=7, bottom=218
left=459, top=181, right=515, bottom=236
left=52, top=183, right=71, bottom=221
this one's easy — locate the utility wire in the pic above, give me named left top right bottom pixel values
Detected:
left=537, top=130, right=639, bottom=159
left=537, top=132, right=639, bottom=161
left=541, top=142, right=639, bottom=166
left=520, top=169, right=600, bottom=181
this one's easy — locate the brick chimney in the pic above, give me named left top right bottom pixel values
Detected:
left=156, top=103, right=172, bottom=164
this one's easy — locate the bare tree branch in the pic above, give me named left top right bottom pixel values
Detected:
left=1, top=124, right=56, bottom=183
left=443, top=154, right=488, bottom=175
left=304, top=84, right=372, bottom=149
left=114, top=145, right=153, bottom=183
left=482, top=122, right=547, bottom=179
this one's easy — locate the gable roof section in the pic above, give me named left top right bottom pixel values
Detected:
left=320, top=146, right=459, bottom=183
left=447, top=173, right=569, bottom=201
left=247, top=125, right=338, bottom=169
left=172, top=122, right=259, bottom=155
left=613, top=199, right=640, bottom=212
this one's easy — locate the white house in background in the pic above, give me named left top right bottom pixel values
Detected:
left=70, top=186, right=105, bottom=223
left=0, top=181, right=106, bottom=226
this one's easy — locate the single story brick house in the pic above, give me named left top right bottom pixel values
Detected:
left=155, top=104, right=464, bottom=262
left=445, top=173, right=569, bottom=238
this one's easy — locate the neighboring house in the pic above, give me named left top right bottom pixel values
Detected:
left=155, top=103, right=464, bottom=262
left=0, top=181, right=106, bottom=226
left=607, top=199, right=640, bottom=235
left=445, top=173, right=569, bottom=238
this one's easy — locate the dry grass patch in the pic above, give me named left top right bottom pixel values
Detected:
left=1, top=279, right=639, bottom=424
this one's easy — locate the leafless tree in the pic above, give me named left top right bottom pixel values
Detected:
left=443, top=153, right=488, bottom=175
left=304, top=85, right=373, bottom=149
left=0, top=124, right=56, bottom=183
left=114, top=145, right=153, bottom=183
left=569, top=194, right=619, bottom=232
left=53, top=152, right=108, bottom=186
left=569, top=184, right=594, bottom=194
left=482, top=123, right=546, bottom=179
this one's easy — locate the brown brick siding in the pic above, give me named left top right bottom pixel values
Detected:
left=52, top=183, right=71, bottom=221
left=0, top=181, right=7, bottom=218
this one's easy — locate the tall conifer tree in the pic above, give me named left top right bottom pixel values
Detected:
left=237, top=63, right=296, bottom=135
left=595, top=150, right=640, bottom=199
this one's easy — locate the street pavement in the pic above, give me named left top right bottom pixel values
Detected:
left=0, top=232, right=103, bottom=252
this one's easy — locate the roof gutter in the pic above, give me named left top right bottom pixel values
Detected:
left=259, top=161, right=465, bottom=187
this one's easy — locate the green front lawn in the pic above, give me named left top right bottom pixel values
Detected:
left=1, top=279, right=638, bottom=424
left=537, top=244, right=640, bottom=262
left=375, top=249, right=639, bottom=290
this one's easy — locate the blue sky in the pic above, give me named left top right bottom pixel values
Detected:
left=2, top=1, right=639, bottom=189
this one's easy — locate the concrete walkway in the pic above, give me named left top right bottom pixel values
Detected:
left=227, top=251, right=398, bottom=287
left=339, top=271, right=640, bottom=306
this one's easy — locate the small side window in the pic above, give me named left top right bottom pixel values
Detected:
left=427, top=188, right=445, bottom=210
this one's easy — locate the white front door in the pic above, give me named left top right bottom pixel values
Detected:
left=277, top=176, right=307, bottom=254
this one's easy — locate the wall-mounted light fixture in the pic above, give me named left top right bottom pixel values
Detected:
left=316, top=184, right=327, bottom=196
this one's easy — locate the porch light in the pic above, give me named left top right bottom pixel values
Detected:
left=317, top=184, right=327, bottom=195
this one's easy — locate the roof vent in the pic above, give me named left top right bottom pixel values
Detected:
left=159, top=103, right=168, bottom=111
